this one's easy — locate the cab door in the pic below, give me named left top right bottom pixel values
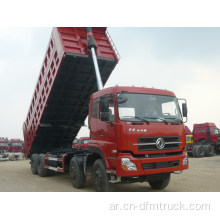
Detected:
left=97, top=94, right=117, bottom=168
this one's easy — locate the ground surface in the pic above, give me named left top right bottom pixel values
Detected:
left=0, top=155, right=220, bottom=192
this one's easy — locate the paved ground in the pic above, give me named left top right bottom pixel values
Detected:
left=0, top=155, right=220, bottom=192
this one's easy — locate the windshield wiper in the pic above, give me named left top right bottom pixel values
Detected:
left=156, top=117, right=168, bottom=125
left=122, top=116, right=150, bottom=124
left=134, top=116, right=150, bottom=124
left=142, top=116, right=168, bottom=125
left=165, top=117, right=183, bottom=123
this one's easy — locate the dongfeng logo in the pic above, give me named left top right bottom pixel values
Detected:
left=156, top=138, right=165, bottom=149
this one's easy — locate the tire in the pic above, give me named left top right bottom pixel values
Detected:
left=148, top=174, right=171, bottom=190
left=31, top=154, right=39, bottom=175
left=48, top=170, right=56, bottom=176
left=37, top=154, right=48, bottom=177
left=69, top=157, right=86, bottom=189
left=192, top=145, right=197, bottom=157
left=92, top=159, right=113, bottom=192
left=194, top=145, right=205, bottom=158
left=204, top=144, right=215, bottom=157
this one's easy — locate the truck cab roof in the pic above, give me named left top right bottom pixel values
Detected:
left=91, top=86, right=175, bottom=99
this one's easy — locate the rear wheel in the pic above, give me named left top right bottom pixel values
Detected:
left=204, top=144, right=215, bottom=157
left=31, top=154, right=39, bottom=175
left=92, top=159, right=113, bottom=192
left=37, top=154, right=48, bottom=177
left=194, top=145, right=205, bottom=158
left=69, top=157, right=86, bottom=189
left=148, top=174, right=171, bottom=190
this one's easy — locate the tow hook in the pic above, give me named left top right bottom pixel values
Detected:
left=107, top=171, right=121, bottom=183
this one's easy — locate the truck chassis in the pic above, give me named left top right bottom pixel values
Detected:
left=30, top=150, right=173, bottom=191
left=186, top=142, right=220, bottom=157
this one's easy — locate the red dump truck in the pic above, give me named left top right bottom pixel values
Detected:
left=23, top=27, right=188, bottom=191
left=0, top=138, right=9, bottom=152
left=186, top=122, right=220, bottom=157
left=9, top=139, right=24, bottom=153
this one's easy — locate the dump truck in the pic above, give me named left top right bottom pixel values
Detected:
left=186, top=122, right=220, bottom=157
left=23, top=27, right=188, bottom=191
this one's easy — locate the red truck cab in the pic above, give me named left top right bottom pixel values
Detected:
left=89, top=86, right=188, bottom=178
left=193, top=123, right=220, bottom=143
left=0, top=139, right=9, bottom=152
left=77, top=137, right=90, bottom=149
left=9, top=139, right=24, bottom=153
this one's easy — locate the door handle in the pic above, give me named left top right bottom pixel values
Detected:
left=97, top=132, right=103, bottom=136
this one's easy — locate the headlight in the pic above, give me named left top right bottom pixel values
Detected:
left=121, top=158, right=137, bottom=171
left=183, top=154, right=188, bottom=165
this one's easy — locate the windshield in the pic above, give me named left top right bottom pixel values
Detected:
left=0, top=143, right=8, bottom=147
left=11, top=143, right=23, bottom=146
left=186, top=136, right=192, bottom=141
left=117, top=93, right=182, bottom=122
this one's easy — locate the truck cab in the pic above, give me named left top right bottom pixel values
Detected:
left=89, top=86, right=188, bottom=178
left=0, top=139, right=9, bottom=153
left=186, top=135, right=193, bottom=144
left=77, top=137, right=90, bottom=149
left=9, top=139, right=24, bottom=153
left=193, top=123, right=220, bottom=143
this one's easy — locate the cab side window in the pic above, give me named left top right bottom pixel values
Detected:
left=212, top=128, right=219, bottom=135
left=100, top=95, right=115, bottom=122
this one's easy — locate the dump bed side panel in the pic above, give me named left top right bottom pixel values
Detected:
left=23, top=27, right=119, bottom=157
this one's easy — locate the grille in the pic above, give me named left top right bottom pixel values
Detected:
left=142, top=160, right=180, bottom=170
left=138, top=136, right=179, bottom=151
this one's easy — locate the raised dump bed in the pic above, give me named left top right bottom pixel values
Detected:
left=23, top=27, right=119, bottom=157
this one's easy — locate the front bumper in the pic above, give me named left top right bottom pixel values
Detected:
left=116, top=150, right=189, bottom=177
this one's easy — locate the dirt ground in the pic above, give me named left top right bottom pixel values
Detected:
left=0, top=155, right=220, bottom=192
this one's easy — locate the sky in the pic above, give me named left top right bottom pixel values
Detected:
left=0, top=27, right=220, bottom=139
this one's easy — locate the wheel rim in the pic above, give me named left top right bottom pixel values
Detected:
left=199, top=147, right=204, bottom=156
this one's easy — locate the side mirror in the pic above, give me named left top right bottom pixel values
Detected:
left=100, top=96, right=110, bottom=121
left=182, top=103, right=187, bottom=117
left=100, top=96, right=109, bottom=111
left=101, top=112, right=110, bottom=121
left=178, top=98, right=188, bottom=123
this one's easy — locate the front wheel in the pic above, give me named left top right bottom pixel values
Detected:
left=69, top=157, right=86, bottom=189
left=148, top=174, right=171, bottom=190
left=31, top=154, right=39, bottom=175
left=37, top=154, right=48, bottom=177
left=92, top=159, right=113, bottom=192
